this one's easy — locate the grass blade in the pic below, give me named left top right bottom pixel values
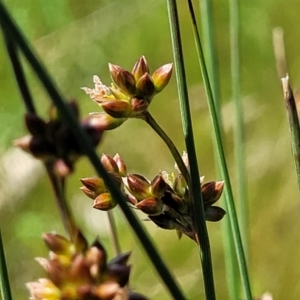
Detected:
left=166, top=0, right=216, bottom=299
left=185, top=1, right=252, bottom=299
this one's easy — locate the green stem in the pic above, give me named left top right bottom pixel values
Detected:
left=185, top=1, right=252, bottom=299
left=107, top=211, right=121, bottom=255
left=198, top=0, right=221, bottom=120
left=46, top=164, right=78, bottom=241
left=166, top=0, right=216, bottom=299
left=0, top=3, right=186, bottom=298
left=144, top=112, right=190, bottom=185
left=281, top=76, right=300, bottom=193
left=230, top=0, right=248, bottom=264
left=0, top=229, right=12, bottom=300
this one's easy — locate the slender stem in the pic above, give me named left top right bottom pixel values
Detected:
left=144, top=112, right=190, bottom=185
left=3, top=29, right=36, bottom=114
left=185, top=0, right=252, bottom=299
left=0, top=4, right=186, bottom=298
left=45, top=163, right=78, bottom=241
left=166, top=0, right=216, bottom=299
left=198, top=0, right=221, bottom=120
left=0, top=229, right=12, bottom=300
left=230, top=0, right=248, bottom=265
left=281, top=76, right=300, bottom=192
left=107, top=211, right=121, bottom=255
left=197, top=1, right=239, bottom=298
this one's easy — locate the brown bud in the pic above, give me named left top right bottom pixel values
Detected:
left=131, top=98, right=149, bottom=114
left=25, top=113, right=47, bottom=136
left=93, top=193, right=117, bottom=211
left=126, top=174, right=151, bottom=201
left=131, top=56, right=150, bottom=81
left=109, top=63, right=136, bottom=96
left=205, top=206, right=226, bottom=222
left=42, top=233, right=72, bottom=256
left=80, top=186, right=98, bottom=200
left=85, top=113, right=126, bottom=131
left=135, top=73, right=155, bottom=99
left=101, top=154, right=119, bottom=174
left=150, top=175, right=167, bottom=198
left=202, top=181, right=224, bottom=205
left=80, top=177, right=106, bottom=194
left=101, top=100, right=132, bottom=118
left=136, top=197, right=164, bottom=216
left=113, top=153, right=127, bottom=177
left=107, top=264, right=131, bottom=287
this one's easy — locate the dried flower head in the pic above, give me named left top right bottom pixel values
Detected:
left=27, top=232, right=148, bottom=300
left=82, top=56, right=173, bottom=130
left=14, top=100, right=103, bottom=177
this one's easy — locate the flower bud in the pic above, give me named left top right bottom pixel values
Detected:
left=152, top=63, right=173, bottom=93
left=80, top=186, right=98, bottom=200
left=126, top=174, right=150, bottom=201
left=80, top=177, right=106, bottom=194
left=42, top=233, right=73, bottom=256
left=101, top=100, right=132, bottom=118
left=150, top=175, right=167, bottom=198
left=25, top=113, right=47, bottom=136
left=205, top=206, right=226, bottom=222
left=136, top=197, right=164, bottom=216
left=93, top=193, right=117, bottom=211
left=107, top=264, right=131, bottom=287
left=113, top=153, right=127, bottom=177
left=86, top=113, right=126, bottom=131
left=135, top=73, right=155, bottom=99
left=131, top=56, right=149, bottom=81
left=202, top=181, right=224, bottom=205
left=109, top=63, right=136, bottom=96
left=173, top=174, right=187, bottom=197
left=101, top=154, right=119, bottom=173
left=131, top=98, right=149, bottom=114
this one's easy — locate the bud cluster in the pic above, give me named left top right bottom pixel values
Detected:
left=14, top=101, right=103, bottom=177
left=80, top=153, right=226, bottom=242
left=27, top=231, right=148, bottom=300
left=82, top=56, right=173, bottom=130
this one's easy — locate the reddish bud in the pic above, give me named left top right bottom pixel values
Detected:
left=150, top=175, right=167, bottom=198
left=135, top=73, right=155, bottom=99
left=101, top=154, right=119, bottom=173
left=109, top=63, right=136, bottom=96
left=152, top=63, right=173, bottom=93
left=126, top=174, right=151, bottom=201
left=101, top=100, right=132, bottom=118
left=113, top=153, right=127, bottom=177
left=93, top=193, right=117, bottom=211
left=80, top=177, right=106, bottom=194
left=136, top=197, right=164, bottom=216
left=131, top=56, right=150, bottom=81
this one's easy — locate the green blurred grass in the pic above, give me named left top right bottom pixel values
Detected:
left=1, top=0, right=300, bottom=299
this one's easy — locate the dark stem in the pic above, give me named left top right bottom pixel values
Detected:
left=3, top=30, right=36, bottom=114
left=0, top=229, right=12, bottom=300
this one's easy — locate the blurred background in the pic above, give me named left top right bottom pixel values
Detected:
left=1, top=0, right=300, bottom=299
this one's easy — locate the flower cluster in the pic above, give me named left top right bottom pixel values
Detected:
left=80, top=153, right=225, bottom=242
left=27, top=231, right=147, bottom=300
left=82, top=56, right=173, bottom=130
left=14, top=101, right=103, bottom=177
